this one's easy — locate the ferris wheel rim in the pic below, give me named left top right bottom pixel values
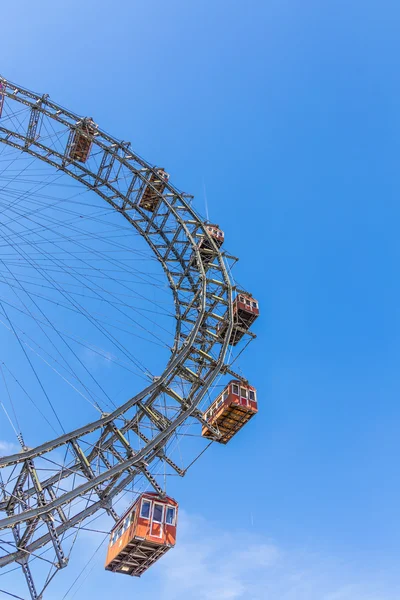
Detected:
left=0, top=76, right=234, bottom=462
left=0, top=76, right=252, bottom=597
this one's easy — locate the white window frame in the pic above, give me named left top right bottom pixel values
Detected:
left=140, top=499, right=151, bottom=519
left=240, top=387, right=248, bottom=399
left=249, top=390, right=256, bottom=402
left=165, top=506, right=176, bottom=526
left=112, top=524, right=123, bottom=545
left=123, top=513, right=132, bottom=532
left=232, top=384, right=239, bottom=395
left=152, top=502, right=164, bottom=524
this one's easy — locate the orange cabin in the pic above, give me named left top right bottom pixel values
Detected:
left=69, top=118, right=97, bottom=163
left=192, top=224, right=224, bottom=268
left=204, top=224, right=224, bottom=247
left=199, top=224, right=224, bottom=261
left=105, top=492, right=178, bottom=577
left=0, top=82, right=4, bottom=118
left=202, top=380, right=258, bottom=444
left=217, top=293, right=259, bottom=345
left=139, top=168, right=169, bottom=212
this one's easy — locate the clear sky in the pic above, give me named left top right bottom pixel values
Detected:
left=2, top=0, right=400, bottom=598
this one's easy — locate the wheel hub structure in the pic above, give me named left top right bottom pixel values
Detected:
left=0, top=78, right=255, bottom=599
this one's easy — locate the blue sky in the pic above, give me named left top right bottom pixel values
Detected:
left=2, top=0, right=400, bottom=598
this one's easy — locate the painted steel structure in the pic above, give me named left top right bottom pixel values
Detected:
left=0, top=77, right=256, bottom=599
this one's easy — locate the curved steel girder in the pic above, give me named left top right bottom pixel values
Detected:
left=0, top=77, right=235, bottom=565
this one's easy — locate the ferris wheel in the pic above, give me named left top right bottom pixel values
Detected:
left=0, top=78, right=259, bottom=599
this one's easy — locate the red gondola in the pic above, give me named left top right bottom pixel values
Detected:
left=198, top=224, right=224, bottom=263
left=69, top=118, right=97, bottom=163
left=191, top=224, right=224, bottom=268
left=105, top=493, right=178, bottom=577
left=204, top=224, right=224, bottom=247
left=202, top=380, right=258, bottom=443
left=138, top=168, right=169, bottom=212
left=217, top=293, right=259, bottom=345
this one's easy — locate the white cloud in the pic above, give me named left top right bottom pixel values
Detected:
left=0, top=439, right=20, bottom=455
left=2, top=509, right=397, bottom=600
left=156, top=512, right=399, bottom=600
left=81, top=347, right=114, bottom=371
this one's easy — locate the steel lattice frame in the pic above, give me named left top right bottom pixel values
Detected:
left=0, top=78, right=254, bottom=599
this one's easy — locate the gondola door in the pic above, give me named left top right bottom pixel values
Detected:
left=150, top=502, right=164, bottom=538
left=240, top=386, right=248, bottom=407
